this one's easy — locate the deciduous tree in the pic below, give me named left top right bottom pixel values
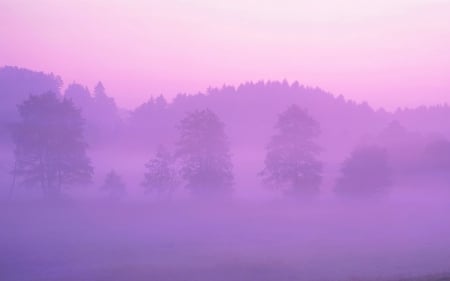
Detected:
left=176, top=109, right=233, bottom=199
left=261, top=105, right=322, bottom=198
left=11, top=92, right=93, bottom=198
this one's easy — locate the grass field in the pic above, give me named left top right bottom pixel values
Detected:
left=1, top=199, right=450, bottom=281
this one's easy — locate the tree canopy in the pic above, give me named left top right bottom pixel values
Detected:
left=261, top=105, right=322, bottom=198
left=176, top=109, right=233, bottom=199
left=11, top=92, right=93, bottom=197
left=142, top=145, right=178, bottom=199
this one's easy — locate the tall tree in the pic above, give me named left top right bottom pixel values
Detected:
left=142, top=145, right=178, bottom=199
left=335, top=145, right=392, bottom=199
left=92, top=81, right=120, bottom=132
left=176, top=109, right=233, bottom=199
left=11, top=92, right=93, bottom=198
left=261, top=105, right=322, bottom=198
left=94, top=81, right=116, bottom=111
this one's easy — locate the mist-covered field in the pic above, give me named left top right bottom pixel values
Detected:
left=2, top=0, right=450, bottom=278
left=3, top=59, right=450, bottom=281
left=2, top=195, right=450, bottom=281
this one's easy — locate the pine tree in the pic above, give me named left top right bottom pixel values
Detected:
left=93, top=81, right=120, bottom=132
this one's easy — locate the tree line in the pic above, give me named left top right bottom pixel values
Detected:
left=8, top=92, right=395, bottom=201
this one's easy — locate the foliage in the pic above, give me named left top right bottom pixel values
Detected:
left=11, top=92, right=93, bottom=197
left=261, top=105, right=322, bottom=198
left=176, top=109, right=233, bottom=198
left=142, top=145, right=178, bottom=199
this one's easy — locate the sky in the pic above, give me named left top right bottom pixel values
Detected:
left=1, top=0, right=450, bottom=110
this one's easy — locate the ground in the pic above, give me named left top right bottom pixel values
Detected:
left=1, top=198, right=450, bottom=281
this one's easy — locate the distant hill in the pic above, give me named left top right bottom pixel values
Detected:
left=3, top=65, right=450, bottom=161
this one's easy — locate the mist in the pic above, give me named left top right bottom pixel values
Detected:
left=1, top=66, right=450, bottom=280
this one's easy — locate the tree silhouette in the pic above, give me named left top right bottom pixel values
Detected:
left=335, top=145, right=392, bottom=199
left=142, top=145, right=178, bottom=199
left=94, top=81, right=117, bottom=114
left=11, top=92, right=93, bottom=198
left=176, top=109, right=233, bottom=199
left=101, top=170, right=126, bottom=199
left=261, top=105, right=322, bottom=198
left=93, top=81, right=120, bottom=132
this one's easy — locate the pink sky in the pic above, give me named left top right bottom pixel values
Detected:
left=1, top=0, right=450, bottom=110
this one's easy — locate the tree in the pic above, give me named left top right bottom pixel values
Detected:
left=335, top=145, right=392, bottom=199
left=176, top=109, right=233, bottom=199
left=11, top=92, right=93, bottom=198
left=94, top=81, right=117, bottom=113
left=142, top=145, right=178, bottom=199
left=261, top=105, right=322, bottom=198
left=101, top=170, right=126, bottom=199
left=92, top=81, right=120, bottom=133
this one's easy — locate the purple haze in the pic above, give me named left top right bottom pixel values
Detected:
left=1, top=66, right=450, bottom=280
